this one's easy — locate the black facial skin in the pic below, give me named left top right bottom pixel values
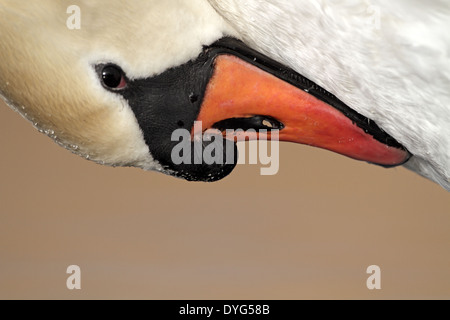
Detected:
left=97, top=47, right=239, bottom=181
left=95, top=37, right=410, bottom=181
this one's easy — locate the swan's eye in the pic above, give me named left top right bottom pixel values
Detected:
left=101, top=65, right=126, bottom=90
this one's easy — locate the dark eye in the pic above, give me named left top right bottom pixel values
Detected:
left=101, top=65, right=126, bottom=90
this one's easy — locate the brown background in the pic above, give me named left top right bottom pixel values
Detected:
left=0, top=99, right=449, bottom=299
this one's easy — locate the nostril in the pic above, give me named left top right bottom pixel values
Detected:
left=262, top=119, right=274, bottom=129
left=212, top=115, right=285, bottom=132
left=261, top=117, right=284, bottom=130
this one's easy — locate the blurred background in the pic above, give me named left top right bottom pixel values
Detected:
left=0, top=99, right=449, bottom=299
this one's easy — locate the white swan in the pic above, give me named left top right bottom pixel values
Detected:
left=0, top=0, right=448, bottom=189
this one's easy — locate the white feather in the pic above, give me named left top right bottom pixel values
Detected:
left=209, top=0, right=450, bottom=190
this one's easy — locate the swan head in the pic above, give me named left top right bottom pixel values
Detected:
left=0, top=0, right=410, bottom=181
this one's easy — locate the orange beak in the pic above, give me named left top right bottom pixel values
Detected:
left=195, top=54, right=410, bottom=167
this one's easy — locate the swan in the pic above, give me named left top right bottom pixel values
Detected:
left=0, top=0, right=448, bottom=189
